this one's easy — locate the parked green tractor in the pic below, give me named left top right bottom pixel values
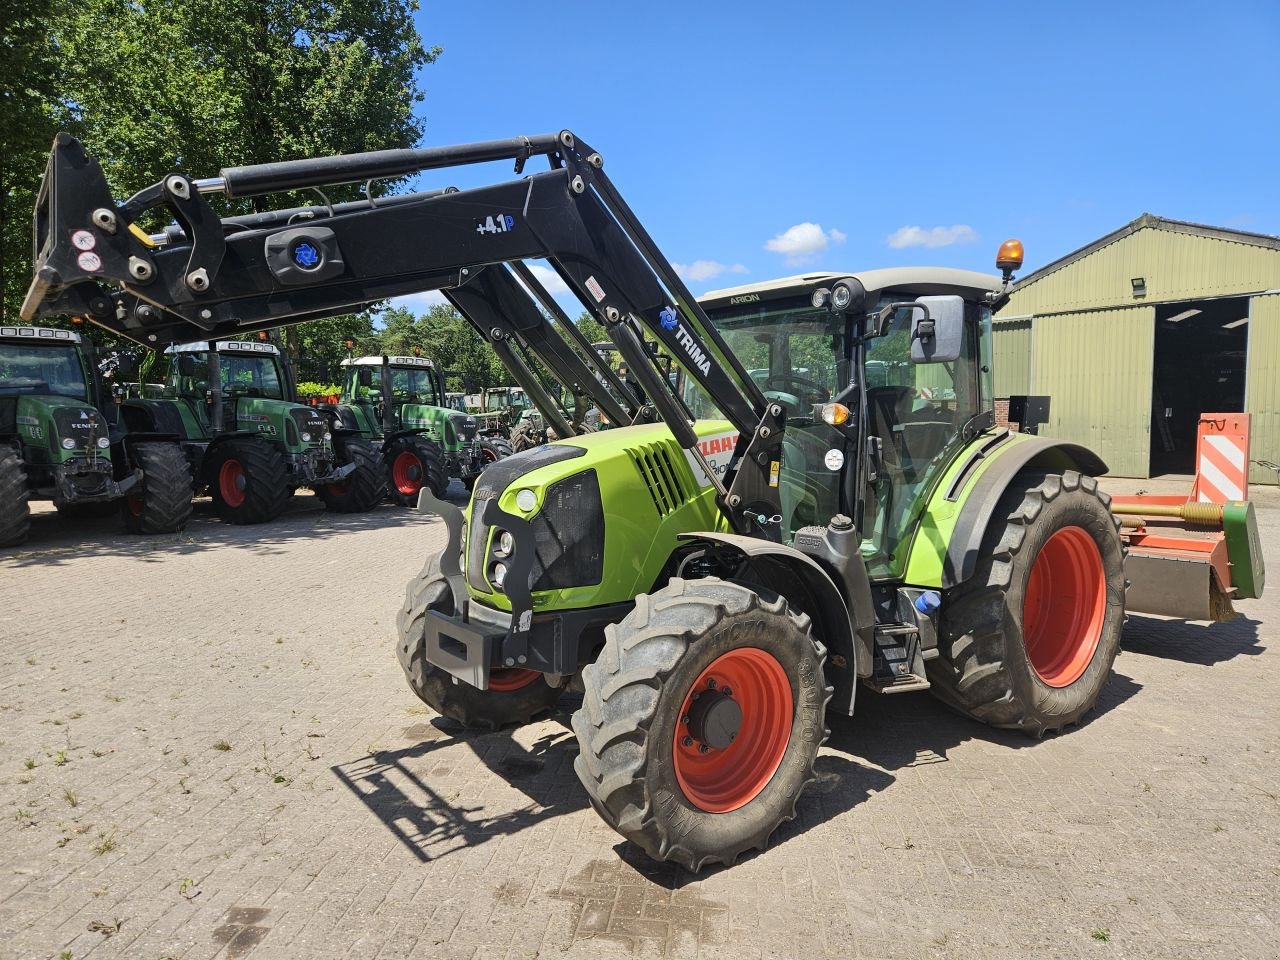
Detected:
left=119, top=339, right=385, bottom=523
left=325, top=354, right=510, bottom=505
left=0, top=324, right=191, bottom=545
left=24, top=130, right=1264, bottom=873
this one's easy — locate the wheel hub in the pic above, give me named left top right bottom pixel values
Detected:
left=685, top=684, right=741, bottom=750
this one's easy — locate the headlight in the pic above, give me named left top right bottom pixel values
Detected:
left=61, top=438, right=75, bottom=450
left=97, top=437, right=110, bottom=449
left=301, top=432, right=311, bottom=442
left=515, top=488, right=537, bottom=512
left=323, top=431, right=332, bottom=441
left=490, top=562, right=508, bottom=589
left=494, top=530, right=515, bottom=557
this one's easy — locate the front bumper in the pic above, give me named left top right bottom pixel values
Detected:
left=286, top=449, right=353, bottom=485
left=54, top=458, right=141, bottom=503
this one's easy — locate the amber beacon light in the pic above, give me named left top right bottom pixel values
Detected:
left=996, top=238, right=1024, bottom=286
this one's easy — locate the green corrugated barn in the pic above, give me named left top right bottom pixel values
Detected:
left=995, top=214, right=1280, bottom=484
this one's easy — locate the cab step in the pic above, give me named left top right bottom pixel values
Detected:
left=866, top=622, right=932, bottom=694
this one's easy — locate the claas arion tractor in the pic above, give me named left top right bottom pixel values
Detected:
left=22, top=130, right=1264, bottom=870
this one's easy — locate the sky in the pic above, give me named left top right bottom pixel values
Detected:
left=391, top=0, right=1280, bottom=314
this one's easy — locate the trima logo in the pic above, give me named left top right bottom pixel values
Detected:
left=657, top=305, right=712, bottom=376
left=659, top=306, right=678, bottom=331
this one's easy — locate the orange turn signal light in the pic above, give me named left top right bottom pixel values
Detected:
left=344, top=339, right=354, bottom=350
left=820, top=402, right=850, bottom=426
left=996, top=238, right=1024, bottom=271
left=257, top=330, right=268, bottom=341
left=412, top=346, right=423, bottom=356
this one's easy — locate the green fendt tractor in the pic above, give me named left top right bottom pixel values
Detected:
left=119, top=339, right=385, bottom=523
left=0, top=324, right=191, bottom=545
left=24, top=131, right=1264, bottom=871
left=326, top=354, right=510, bottom=505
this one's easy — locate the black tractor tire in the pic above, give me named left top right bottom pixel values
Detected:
left=121, top=442, right=193, bottom=534
left=463, top=437, right=513, bottom=491
left=384, top=435, right=447, bottom=506
left=929, top=469, right=1126, bottom=737
left=315, top=436, right=387, bottom=513
left=54, top=500, right=117, bottom=520
left=396, top=553, right=562, bottom=729
left=207, top=438, right=290, bottom=525
left=0, top=445, right=31, bottom=547
left=573, top=577, right=831, bottom=871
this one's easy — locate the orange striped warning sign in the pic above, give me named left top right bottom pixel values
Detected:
left=1193, top=413, right=1250, bottom=503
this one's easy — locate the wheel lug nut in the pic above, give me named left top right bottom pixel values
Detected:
left=682, top=736, right=693, bottom=747
left=707, top=678, right=717, bottom=689
left=699, top=744, right=710, bottom=754
left=681, top=715, right=690, bottom=725
left=721, top=687, right=731, bottom=697
left=691, top=692, right=700, bottom=701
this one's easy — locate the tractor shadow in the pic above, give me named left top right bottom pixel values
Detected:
left=1121, top=613, right=1264, bottom=665
left=0, top=480, right=470, bottom=569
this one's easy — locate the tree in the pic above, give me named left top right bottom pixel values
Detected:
left=0, top=0, right=63, bottom=321
left=47, top=0, right=439, bottom=351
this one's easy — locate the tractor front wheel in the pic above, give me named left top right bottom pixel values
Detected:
left=0, top=444, right=31, bottom=547
left=385, top=435, right=447, bottom=506
left=930, top=469, right=1125, bottom=736
left=122, top=442, right=193, bottom=534
left=315, top=436, right=387, bottom=513
left=396, top=554, right=562, bottom=729
left=208, top=438, right=289, bottom=524
left=573, top=577, right=830, bottom=871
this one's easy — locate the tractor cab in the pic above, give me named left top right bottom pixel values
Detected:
left=164, top=340, right=292, bottom=434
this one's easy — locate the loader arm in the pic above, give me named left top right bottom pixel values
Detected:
left=22, top=130, right=784, bottom=536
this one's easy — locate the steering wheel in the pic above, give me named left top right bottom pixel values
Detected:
left=763, top=373, right=830, bottom=405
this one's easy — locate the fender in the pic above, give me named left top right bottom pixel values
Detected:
left=675, top=531, right=869, bottom=716
left=926, top=432, right=1108, bottom=589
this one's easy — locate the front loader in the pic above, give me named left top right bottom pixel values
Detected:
left=22, top=130, right=1265, bottom=870
left=0, top=324, right=191, bottom=545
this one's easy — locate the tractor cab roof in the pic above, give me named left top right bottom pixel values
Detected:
left=699, top=267, right=1002, bottom=310
left=165, top=340, right=280, bottom=356
left=340, top=356, right=435, bottom=368
left=0, top=325, right=82, bottom=344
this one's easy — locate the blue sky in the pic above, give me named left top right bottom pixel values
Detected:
left=393, top=0, right=1280, bottom=312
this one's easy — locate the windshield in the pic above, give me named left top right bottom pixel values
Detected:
left=0, top=343, right=88, bottom=400
left=390, top=367, right=439, bottom=404
left=168, top=351, right=284, bottom=400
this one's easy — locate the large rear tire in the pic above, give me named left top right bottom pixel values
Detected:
left=207, top=438, right=289, bottom=525
left=121, top=442, right=193, bottom=534
left=315, top=436, right=386, bottom=513
left=573, top=577, right=831, bottom=871
left=384, top=435, right=447, bottom=506
left=929, top=469, right=1125, bottom=736
left=0, top=445, right=31, bottom=547
left=396, top=553, right=562, bottom=729
left=463, top=437, right=513, bottom=492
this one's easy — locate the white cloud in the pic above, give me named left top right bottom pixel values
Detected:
left=672, top=260, right=749, bottom=283
left=886, top=224, right=978, bottom=249
left=386, top=289, right=449, bottom=313
left=764, top=222, right=846, bottom=266
left=526, top=263, right=571, bottom=295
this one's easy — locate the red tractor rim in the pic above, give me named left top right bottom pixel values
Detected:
left=1022, top=526, right=1107, bottom=687
left=218, top=459, right=247, bottom=508
left=481, top=446, right=499, bottom=463
left=672, top=647, right=793, bottom=813
left=487, top=668, right=542, bottom=692
left=126, top=494, right=145, bottom=517
left=391, top=451, right=423, bottom=495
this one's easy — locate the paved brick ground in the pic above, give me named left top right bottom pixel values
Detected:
left=1, top=479, right=1277, bottom=960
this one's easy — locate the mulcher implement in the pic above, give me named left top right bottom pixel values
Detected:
left=22, top=130, right=1266, bottom=869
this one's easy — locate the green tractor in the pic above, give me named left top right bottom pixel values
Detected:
left=326, top=354, right=511, bottom=505
left=119, top=339, right=385, bottom=523
left=0, top=324, right=191, bottom=545
left=25, top=130, right=1264, bottom=872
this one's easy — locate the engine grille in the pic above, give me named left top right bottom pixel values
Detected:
left=451, top=411, right=478, bottom=443
left=627, top=441, right=689, bottom=517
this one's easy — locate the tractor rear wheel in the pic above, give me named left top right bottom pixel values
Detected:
left=385, top=435, right=447, bottom=506
left=396, top=553, right=562, bottom=729
left=463, top=437, right=513, bottom=491
left=315, top=436, right=387, bottom=513
left=573, top=578, right=831, bottom=871
left=208, top=438, right=289, bottom=524
left=929, top=470, right=1125, bottom=736
left=122, top=442, right=193, bottom=534
left=0, top=445, right=31, bottom=547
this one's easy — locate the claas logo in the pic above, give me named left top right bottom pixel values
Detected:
left=698, top=435, right=737, bottom=457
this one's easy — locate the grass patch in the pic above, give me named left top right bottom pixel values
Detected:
left=90, top=831, right=116, bottom=856
left=212, top=740, right=232, bottom=752
left=1091, top=929, right=1110, bottom=942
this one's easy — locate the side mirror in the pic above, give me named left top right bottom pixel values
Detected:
left=176, top=354, right=198, bottom=377
left=357, top=367, right=374, bottom=387
left=910, top=295, right=965, bottom=364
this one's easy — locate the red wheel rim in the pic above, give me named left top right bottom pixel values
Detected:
left=1022, top=526, right=1106, bottom=687
left=392, top=451, right=423, bottom=496
left=481, top=446, right=499, bottom=463
left=672, top=647, right=793, bottom=814
left=126, top=494, right=145, bottom=517
left=218, top=459, right=246, bottom=508
left=488, top=668, right=541, bottom=692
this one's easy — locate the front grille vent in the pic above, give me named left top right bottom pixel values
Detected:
left=627, top=442, right=688, bottom=517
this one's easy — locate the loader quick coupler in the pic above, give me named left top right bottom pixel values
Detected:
left=54, top=458, right=141, bottom=502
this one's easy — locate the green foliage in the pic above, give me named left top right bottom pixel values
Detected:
left=295, top=381, right=342, bottom=399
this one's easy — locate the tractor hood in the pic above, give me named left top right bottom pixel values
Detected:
left=10, top=394, right=111, bottom=465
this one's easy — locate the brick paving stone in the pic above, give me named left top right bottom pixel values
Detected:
left=1, top=482, right=1279, bottom=959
